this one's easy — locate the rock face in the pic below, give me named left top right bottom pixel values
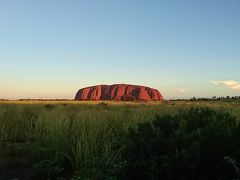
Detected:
left=75, top=84, right=163, bottom=101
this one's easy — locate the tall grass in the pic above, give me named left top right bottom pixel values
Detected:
left=0, top=101, right=240, bottom=178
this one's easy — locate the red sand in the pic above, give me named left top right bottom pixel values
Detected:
left=75, top=84, right=163, bottom=101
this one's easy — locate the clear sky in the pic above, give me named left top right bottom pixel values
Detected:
left=0, top=0, right=240, bottom=99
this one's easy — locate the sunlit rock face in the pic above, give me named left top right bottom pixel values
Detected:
left=75, top=84, right=164, bottom=101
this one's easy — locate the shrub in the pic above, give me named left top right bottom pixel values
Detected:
left=33, top=151, right=71, bottom=179
left=44, top=104, right=55, bottom=111
left=123, top=108, right=240, bottom=180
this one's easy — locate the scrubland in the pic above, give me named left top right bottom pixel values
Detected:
left=0, top=100, right=239, bottom=179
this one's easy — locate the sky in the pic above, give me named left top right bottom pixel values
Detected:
left=0, top=0, right=240, bottom=99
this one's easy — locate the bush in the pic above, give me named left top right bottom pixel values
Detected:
left=44, top=104, right=55, bottom=111
left=33, top=151, right=71, bottom=179
left=123, top=108, right=240, bottom=180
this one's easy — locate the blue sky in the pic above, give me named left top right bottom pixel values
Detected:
left=0, top=0, right=240, bottom=99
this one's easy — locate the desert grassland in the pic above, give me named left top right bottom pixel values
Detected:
left=1, top=99, right=240, bottom=117
left=0, top=100, right=240, bottom=179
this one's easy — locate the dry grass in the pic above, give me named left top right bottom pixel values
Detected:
left=0, top=100, right=239, bottom=178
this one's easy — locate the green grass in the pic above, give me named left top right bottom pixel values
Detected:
left=0, top=100, right=240, bottom=179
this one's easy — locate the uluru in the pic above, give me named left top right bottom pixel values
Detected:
left=75, top=84, right=164, bottom=101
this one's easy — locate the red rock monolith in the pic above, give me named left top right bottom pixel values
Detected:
left=75, top=84, right=163, bottom=101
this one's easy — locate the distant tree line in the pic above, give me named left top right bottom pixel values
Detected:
left=17, top=99, right=72, bottom=101
left=190, top=96, right=240, bottom=101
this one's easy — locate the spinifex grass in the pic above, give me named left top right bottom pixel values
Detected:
left=0, top=100, right=239, bottom=178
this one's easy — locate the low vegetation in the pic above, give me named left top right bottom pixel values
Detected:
left=123, top=108, right=240, bottom=179
left=0, top=100, right=239, bottom=179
